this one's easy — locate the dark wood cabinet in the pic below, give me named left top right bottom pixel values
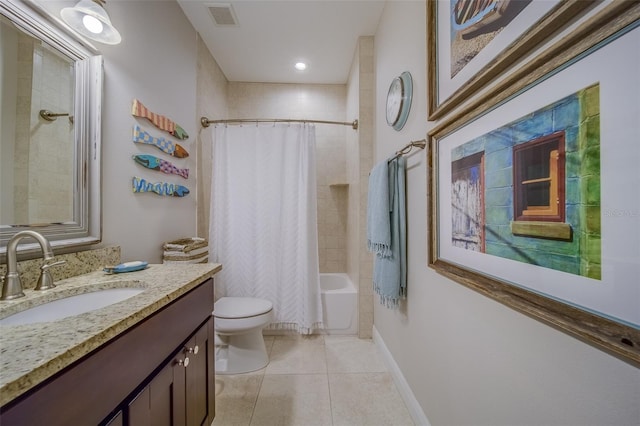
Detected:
left=185, top=320, right=215, bottom=426
left=105, top=411, right=124, bottom=426
left=125, top=331, right=187, bottom=426
left=0, top=278, right=215, bottom=426
left=124, top=317, right=214, bottom=426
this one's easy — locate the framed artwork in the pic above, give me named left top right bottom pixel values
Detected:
left=428, top=17, right=640, bottom=364
left=427, top=0, right=597, bottom=120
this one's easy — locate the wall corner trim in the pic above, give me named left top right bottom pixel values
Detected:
left=373, top=326, right=432, bottom=426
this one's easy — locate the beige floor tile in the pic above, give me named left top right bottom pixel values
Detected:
left=264, top=335, right=276, bottom=354
left=265, top=336, right=327, bottom=375
left=213, top=374, right=263, bottom=426
left=264, top=333, right=325, bottom=343
left=250, top=374, right=332, bottom=426
left=325, top=336, right=387, bottom=373
left=213, top=336, right=415, bottom=426
left=264, top=335, right=276, bottom=345
left=328, top=373, right=414, bottom=426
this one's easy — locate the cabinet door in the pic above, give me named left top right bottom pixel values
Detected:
left=127, top=352, right=187, bottom=426
left=185, top=317, right=214, bottom=426
left=104, top=411, right=123, bottom=426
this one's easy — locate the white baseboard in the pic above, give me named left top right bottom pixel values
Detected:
left=373, top=326, right=431, bottom=426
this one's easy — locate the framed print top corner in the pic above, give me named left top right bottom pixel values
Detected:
left=427, top=0, right=596, bottom=120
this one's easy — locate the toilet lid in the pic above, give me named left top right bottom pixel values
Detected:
left=214, top=297, right=273, bottom=319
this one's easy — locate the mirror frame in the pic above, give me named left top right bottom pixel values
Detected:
left=0, top=0, right=102, bottom=259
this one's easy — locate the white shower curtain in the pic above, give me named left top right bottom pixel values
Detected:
left=210, top=123, right=323, bottom=334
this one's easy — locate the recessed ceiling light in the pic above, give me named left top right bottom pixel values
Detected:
left=295, top=62, right=307, bottom=71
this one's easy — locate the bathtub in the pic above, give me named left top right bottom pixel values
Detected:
left=319, top=273, right=358, bottom=335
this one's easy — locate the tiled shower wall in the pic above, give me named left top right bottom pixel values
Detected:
left=5, top=33, right=73, bottom=225
left=346, top=37, right=375, bottom=338
left=226, top=82, right=349, bottom=273
left=28, top=42, right=74, bottom=224
left=195, top=39, right=366, bottom=331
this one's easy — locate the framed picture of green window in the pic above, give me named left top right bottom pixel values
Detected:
left=427, top=6, right=640, bottom=364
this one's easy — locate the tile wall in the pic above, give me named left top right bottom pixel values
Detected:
left=226, top=82, right=349, bottom=273
left=11, top=33, right=74, bottom=224
left=195, top=40, right=373, bottom=335
left=195, top=35, right=229, bottom=239
left=351, top=37, right=375, bottom=338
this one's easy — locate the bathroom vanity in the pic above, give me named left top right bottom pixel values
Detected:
left=0, top=263, right=221, bottom=425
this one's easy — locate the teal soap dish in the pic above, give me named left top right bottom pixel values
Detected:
left=103, top=261, right=148, bottom=274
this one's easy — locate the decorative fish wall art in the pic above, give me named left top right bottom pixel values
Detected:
left=133, top=125, right=189, bottom=158
left=132, top=154, right=189, bottom=179
left=132, top=99, right=189, bottom=140
left=132, top=177, right=190, bottom=197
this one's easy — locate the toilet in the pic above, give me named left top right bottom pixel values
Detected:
left=213, top=297, right=273, bottom=374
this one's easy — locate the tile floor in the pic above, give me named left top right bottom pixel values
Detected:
left=213, top=335, right=415, bottom=426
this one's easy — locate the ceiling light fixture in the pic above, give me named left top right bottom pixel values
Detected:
left=295, top=62, right=307, bottom=71
left=61, top=0, right=121, bottom=45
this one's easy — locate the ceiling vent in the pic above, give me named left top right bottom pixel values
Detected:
left=208, top=3, right=238, bottom=26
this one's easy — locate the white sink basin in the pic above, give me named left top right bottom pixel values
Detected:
left=0, top=288, right=145, bottom=326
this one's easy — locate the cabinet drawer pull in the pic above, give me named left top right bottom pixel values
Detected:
left=186, top=345, right=199, bottom=355
left=176, top=357, right=190, bottom=367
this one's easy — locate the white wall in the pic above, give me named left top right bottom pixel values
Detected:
left=77, top=2, right=199, bottom=263
left=373, top=1, right=640, bottom=425
left=97, top=2, right=199, bottom=263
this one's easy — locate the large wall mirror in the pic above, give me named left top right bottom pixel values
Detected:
left=0, top=0, right=102, bottom=259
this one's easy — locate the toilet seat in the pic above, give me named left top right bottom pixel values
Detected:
left=214, top=297, right=273, bottom=319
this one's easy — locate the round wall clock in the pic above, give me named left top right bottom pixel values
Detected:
left=385, top=71, right=413, bottom=131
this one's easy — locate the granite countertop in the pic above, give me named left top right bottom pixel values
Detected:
left=0, top=263, right=222, bottom=407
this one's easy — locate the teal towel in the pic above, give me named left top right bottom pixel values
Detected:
left=371, top=157, right=407, bottom=308
left=366, top=160, right=391, bottom=257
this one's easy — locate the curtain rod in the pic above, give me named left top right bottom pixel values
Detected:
left=388, top=139, right=427, bottom=162
left=200, top=117, right=359, bottom=130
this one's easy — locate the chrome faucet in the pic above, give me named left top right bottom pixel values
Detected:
left=1, top=231, right=65, bottom=300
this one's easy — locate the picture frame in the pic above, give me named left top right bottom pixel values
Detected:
left=427, top=9, right=640, bottom=365
left=427, top=0, right=596, bottom=120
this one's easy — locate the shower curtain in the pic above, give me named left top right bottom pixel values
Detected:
left=210, top=123, right=323, bottom=334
